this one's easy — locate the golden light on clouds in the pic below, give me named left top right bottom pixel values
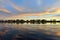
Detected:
left=45, top=11, right=50, bottom=14
left=2, top=7, right=60, bottom=20
left=55, top=8, right=60, bottom=13
left=12, top=8, right=60, bottom=18
left=0, top=0, right=60, bottom=20
left=46, top=7, right=60, bottom=14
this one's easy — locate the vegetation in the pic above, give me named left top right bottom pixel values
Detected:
left=0, top=19, right=60, bottom=24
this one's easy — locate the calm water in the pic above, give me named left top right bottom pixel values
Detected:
left=0, top=23, right=60, bottom=40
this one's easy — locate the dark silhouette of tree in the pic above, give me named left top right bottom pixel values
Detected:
left=7, top=20, right=13, bottom=23
left=0, top=20, right=4, bottom=23
left=30, top=20, right=36, bottom=24
left=12, top=20, right=16, bottom=23
left=19, top=19, right=25, bottom=24
left=36, top=19, right=41, bottom=24
left=52, top=19, right=56, bottom=24
left=0, top=19, right=60, bottom=24
left=26, top=20, right=29, bottom=24
left=16, top=19, right=20, bottom=24
left=41, top=19, right=47, bottom=24
left=49, top=20, right=53, bottom=24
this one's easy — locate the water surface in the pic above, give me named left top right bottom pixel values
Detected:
left=0, top=23, right=60, bottom=40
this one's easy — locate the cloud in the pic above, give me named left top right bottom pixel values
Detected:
left=0, top=14, right=7, bottom=19
left=0, top=0, right=3, bottom=1
left=0, top=0, right=12, bottom=15
left=43, top=0, right=60, bottom=15
left=11, top=4, right=25, bottom=12
left=46, top=8, right=60, bottom=14
left=0, top=8, right=10, bottom=13
left=5, top=0, right=25, bottom=12
left=6, top=12, right=60, bottom=20
left=37, top=0, right=41, bottom=6
left=0, top=6, right=12, bottom=15
left=0, top=0, right=60, bottom=20
left=0, top=0, right=24, bottom=15
left=1, top=0, right=60, bottom=13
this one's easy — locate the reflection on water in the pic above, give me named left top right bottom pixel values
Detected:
left=0, top=23, right=60, bottom=40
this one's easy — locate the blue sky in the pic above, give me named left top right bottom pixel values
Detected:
left=1, top=0, right=58, bottom=13
left=0, top=0, right=60, bottom=19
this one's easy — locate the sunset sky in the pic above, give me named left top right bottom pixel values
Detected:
left=0, top=0, right=60, bottom=20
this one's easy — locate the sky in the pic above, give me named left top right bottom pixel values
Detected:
left=0, top=0, right=60, bottom=20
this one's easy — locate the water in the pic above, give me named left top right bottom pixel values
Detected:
left=0, top=23, right=60, bottom=40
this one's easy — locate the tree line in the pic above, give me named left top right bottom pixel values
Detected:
left=0, top=19, right=60, bottom=24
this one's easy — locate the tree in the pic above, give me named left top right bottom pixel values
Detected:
left=30, top=20, right=36, bottom=24
left=41, top=19, right=47, bottom=24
